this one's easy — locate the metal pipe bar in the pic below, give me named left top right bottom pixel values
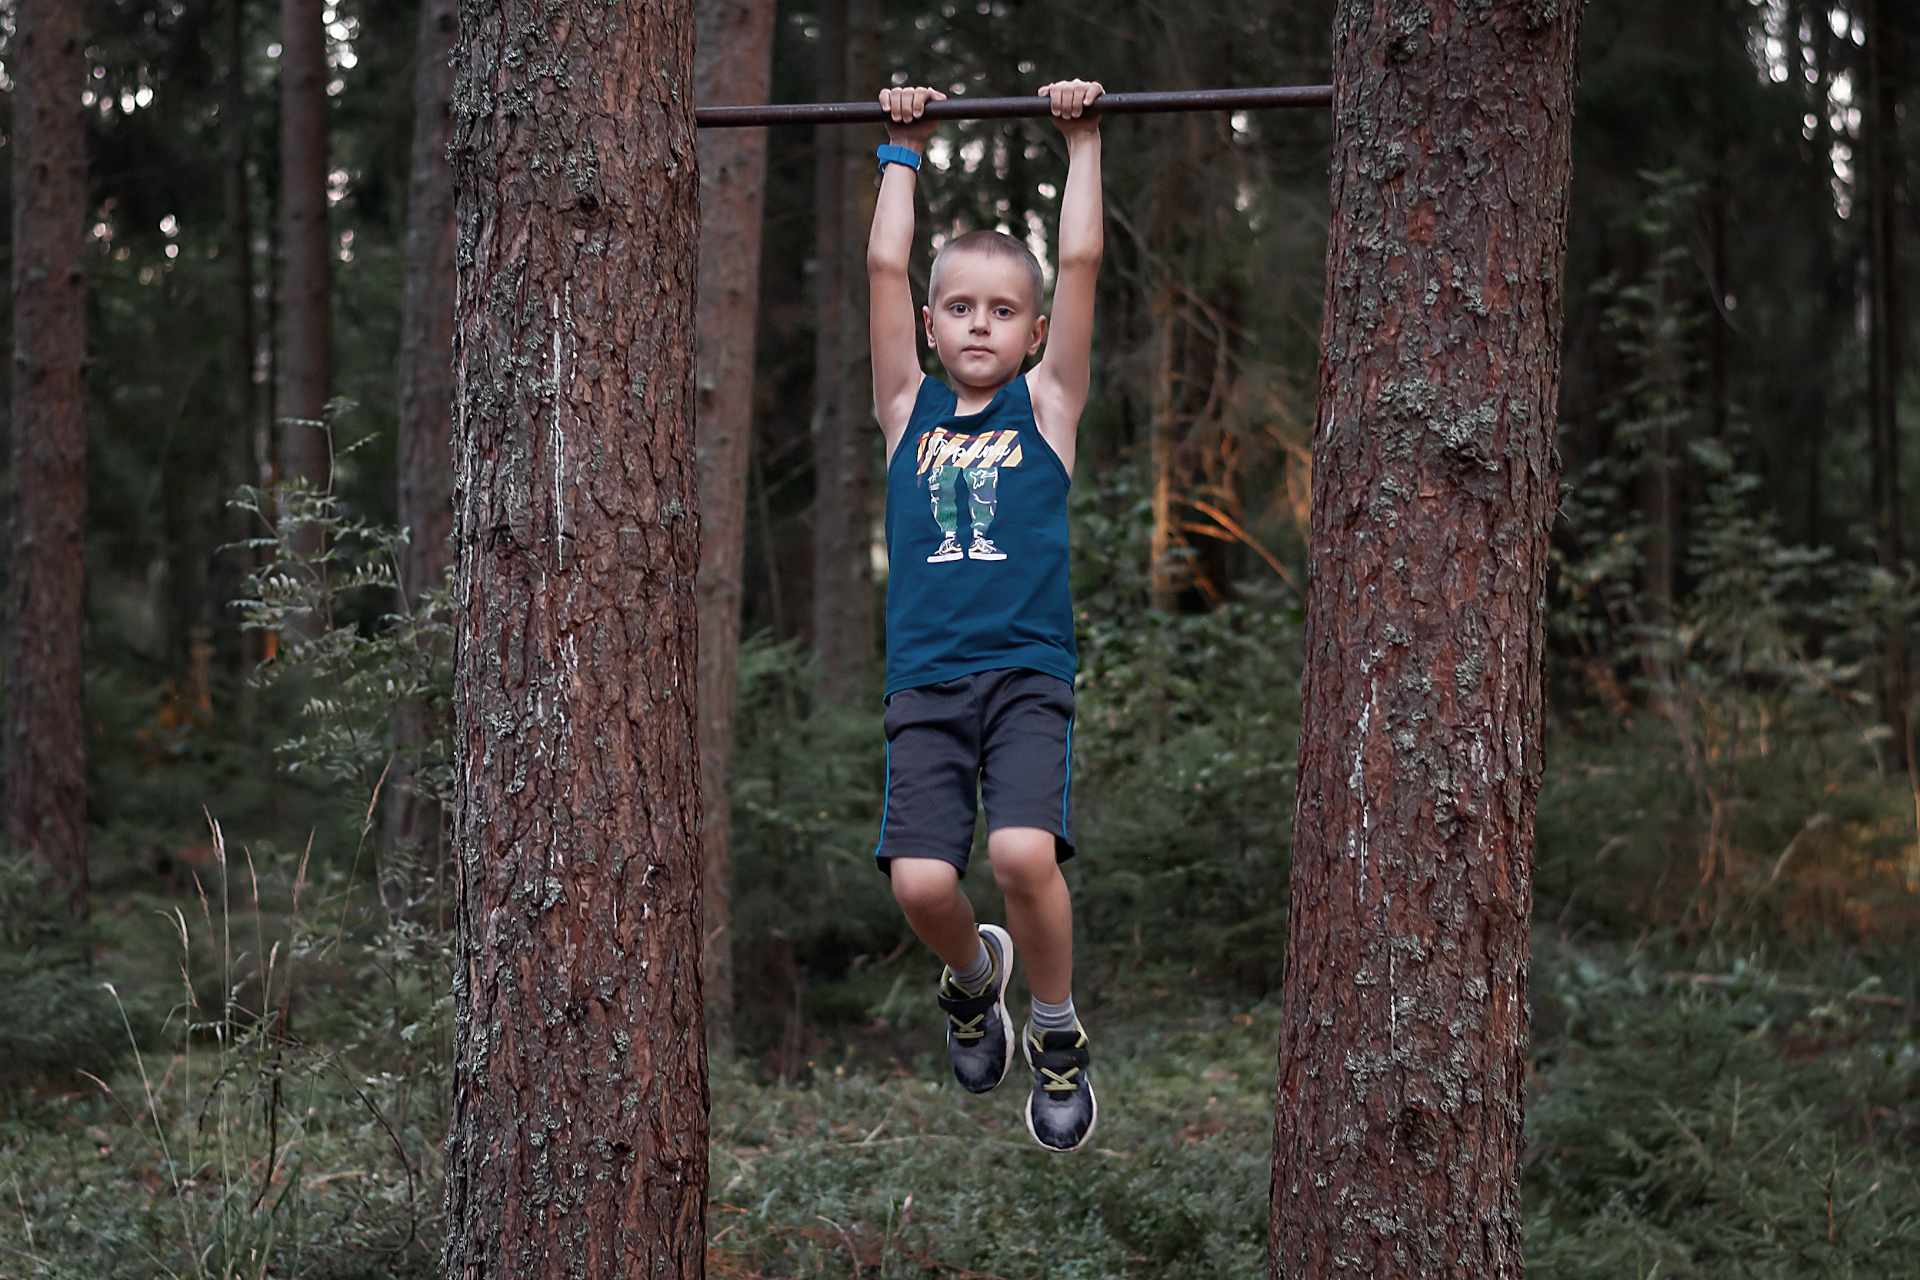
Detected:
left=695, top=84, right=1332, bottom=129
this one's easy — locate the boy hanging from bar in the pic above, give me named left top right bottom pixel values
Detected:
left=867, top=77, right=1103, bottom=1153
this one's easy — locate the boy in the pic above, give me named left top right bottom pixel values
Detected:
left=866, top=78, right=1104, bottom=1154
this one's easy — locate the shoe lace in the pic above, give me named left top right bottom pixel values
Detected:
left=1039, top=1065, right=1080, bottom=1093
left=949, top=1012, right=987, bottom=1042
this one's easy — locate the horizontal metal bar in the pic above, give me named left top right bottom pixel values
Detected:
left=695, top=84, right=1333, bottom=129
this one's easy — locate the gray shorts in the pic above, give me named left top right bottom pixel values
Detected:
left=874, top=668, right=1075, bottom=877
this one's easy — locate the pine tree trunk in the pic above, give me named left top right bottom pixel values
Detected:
left=226, top=0, right=264, bottom=686
left=808, top=0, right=877, bottom=707
left=1148, top=278, right=1177, bottom=612
left=694, top=0, right=775, bottom=1042
left=441, top=0, right=707, bottom=1270
left=1864, top=0, right=1908, bottom=770
left=1270, top=3, right=1585, bottom=1275
left=388, top=0, right=458, bottom=860
left=279, top=0, right=330, bottom=487
left=5, top=0, right=89, bottom=919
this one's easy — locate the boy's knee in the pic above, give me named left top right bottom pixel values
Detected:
left=889, top=857, right=960, bottom=916
left=987, top=828, right=1061, bottom=896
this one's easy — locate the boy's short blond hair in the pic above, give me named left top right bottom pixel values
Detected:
left=928, top=230, right=1045, bottom=313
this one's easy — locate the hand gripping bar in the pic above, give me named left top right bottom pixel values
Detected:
left=694, top=84, right=1333, bottom=129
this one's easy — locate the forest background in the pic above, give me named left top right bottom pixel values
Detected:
left=4, top=0, right=1920, bottom=1276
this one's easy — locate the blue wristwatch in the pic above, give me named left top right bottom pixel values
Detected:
left=876, top=144, right=923, bottom=173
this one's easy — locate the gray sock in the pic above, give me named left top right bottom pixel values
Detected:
left=1030, top=992, right=1077, bottom=1032
left=949, top=937, right=994, bottom=995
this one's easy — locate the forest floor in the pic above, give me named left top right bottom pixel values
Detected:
left=8, top=933, right=1920, bottom=1280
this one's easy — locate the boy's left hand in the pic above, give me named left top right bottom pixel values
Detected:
left=1040, top=80, right=1103, bottom=136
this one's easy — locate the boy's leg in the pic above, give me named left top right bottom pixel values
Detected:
left=888, top=857, right=982, bottom=971
left=976, top=671, right=1095, bottom=1153
left=877, top=679, right=1016, bottom=1094
left=985, top=828, right=1071, bottom=1003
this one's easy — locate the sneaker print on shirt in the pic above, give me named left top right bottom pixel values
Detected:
left=917, top=427, right=1022, bottom=562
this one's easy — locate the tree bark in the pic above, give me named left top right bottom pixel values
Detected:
left=442, top=0, right=707, bottom=1271
left=1270, top=2, right=1585, bottom=1276
left=279, top=0, right=330, bottom=488
left=226, top=0, right=265, bottom=687
left=1864, top=0, right=1908, bottom=770
left=5, top=0, right=90, bottom=920
left=388, top=0, right=459, bottom=860
left=694, top=0, right=776, bottom=1042
left=808, top=0, right=877, bottom=707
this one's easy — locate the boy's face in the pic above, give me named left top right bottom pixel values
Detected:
left=922, top=251, right=1047, bottom=393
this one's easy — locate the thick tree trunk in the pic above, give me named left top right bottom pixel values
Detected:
left=6, top=0, right=89, bottom=920
left=694, top=0, right=775, bottom=1042
left=808, top=0, right=877, bottom=707
left=441, top=0, right=707, bottom=1271
left=1270, top=2, right=1584, bottom=1276
left=388, top=0, right=459, bottom=860
left=279, top=0, right=330, bottom=488
left=1864, top=0, right=1908, bottom=770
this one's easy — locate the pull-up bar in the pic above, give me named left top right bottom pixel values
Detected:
left=695, top=85, right=1334, bottom=129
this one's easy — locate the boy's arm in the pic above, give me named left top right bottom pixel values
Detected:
left=869, top=86, right=945, bottom=457
left=1029, top=79, right=1104, bottom=466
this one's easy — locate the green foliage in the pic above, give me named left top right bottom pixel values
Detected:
left=0, top=857, right=146, bottom=1092
left=0, top=825, right=446, bottom=1280
left=1069, top=468, right=1301, bottom=992
left=229, top=420, right=455, bottom=816
left=1528, top=944, right=1920, bottom=1278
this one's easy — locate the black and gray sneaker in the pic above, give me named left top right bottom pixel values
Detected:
left=1022, top=1020, right=1098, bottom=1153
left=935, top=924, right=1015, bottom=1094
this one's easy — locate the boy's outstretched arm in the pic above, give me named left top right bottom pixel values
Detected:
left=869, top=86, right=945, bottom=457
left=1029, top=79, right=1104, bottom=467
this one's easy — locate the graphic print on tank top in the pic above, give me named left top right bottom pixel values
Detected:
left=916, top=426, right=1023, bottom=562
left=883, top=375, right=1078, bottom=698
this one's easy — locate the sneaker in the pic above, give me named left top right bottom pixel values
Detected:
left=1022, top=1020, right=1098, bottom=1153
left=927, top=533, right=964, bottom=563
left=935, top=924, right=1015, bottom=1093
left=967, top=533, right=1007, bottom=561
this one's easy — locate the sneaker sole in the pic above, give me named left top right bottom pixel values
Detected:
left=974, top=924, right=1016, bottom=1093
left=1021, top=1033, right=1098, bottom=1154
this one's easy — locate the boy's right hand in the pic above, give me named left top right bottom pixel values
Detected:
left=879, top=86, right=947, bottom=148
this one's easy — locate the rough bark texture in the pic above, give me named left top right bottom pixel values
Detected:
left=280, top=0, right=331, bottom=486
left=5, top=0, right=90, bottom=919
left=440, top=0, right=707, bottom=1271
left=389, top=0, right=459, bottom=859
left=1864, top=0, right=1908, bottom=769
left=693, top=0, right=775, bottom=1040
left=807, top=0, right=877, bottom=707
left=1270, top=2, right=1584, bottom=1276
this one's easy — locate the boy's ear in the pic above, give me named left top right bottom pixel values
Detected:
left=922, top=303, right=935, bottom=348
left=1028, top=313, right=1049, bottom=356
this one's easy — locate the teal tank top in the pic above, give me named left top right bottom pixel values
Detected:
left=882, top=375, right=1077, bottom=698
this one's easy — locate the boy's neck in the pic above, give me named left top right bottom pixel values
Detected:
left=950, top=372, right=1018, bottom=417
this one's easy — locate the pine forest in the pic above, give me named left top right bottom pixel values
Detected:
left=3, top=0, right=1920, bottom=1276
